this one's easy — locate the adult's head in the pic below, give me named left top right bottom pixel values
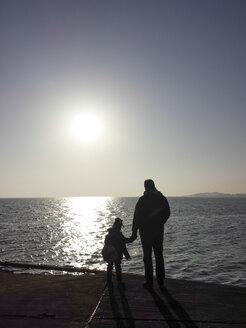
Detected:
left=144, top=179, right=155, bottom=191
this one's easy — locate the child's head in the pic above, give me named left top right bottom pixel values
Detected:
left=112, top=217, right=123, bottom=230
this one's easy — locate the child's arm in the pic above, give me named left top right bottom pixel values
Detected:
left=122, top=244, right=131, bottom=260
left=120, top=233, right=131, bottom=259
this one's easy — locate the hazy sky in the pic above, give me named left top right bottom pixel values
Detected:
left=1, top=0, right=245, bottom=197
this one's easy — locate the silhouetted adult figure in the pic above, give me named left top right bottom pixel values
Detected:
left=131, top=179, right=170, bottom=289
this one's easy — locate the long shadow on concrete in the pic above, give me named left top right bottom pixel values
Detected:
left=158, top=287, right=199, bottom=328
left=118, top=283, right=135, bottom=328
left=148, top=289, right=182, bottom=328
left=107, top=280, right=198, bottom=328
left=108, top=283, right=135, bottom=328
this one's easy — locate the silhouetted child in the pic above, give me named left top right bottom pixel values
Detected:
left=102, top=218, right=131, bottom=284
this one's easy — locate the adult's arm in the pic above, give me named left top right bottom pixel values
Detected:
left=131, top=199, right=141, bottom=240
left=162, top=196, right=171, bottom=224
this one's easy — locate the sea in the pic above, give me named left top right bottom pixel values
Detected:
left=0, top=197, right=245, bottom=287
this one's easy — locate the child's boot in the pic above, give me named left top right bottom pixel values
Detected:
left=107, top=262, right=113, bottom=284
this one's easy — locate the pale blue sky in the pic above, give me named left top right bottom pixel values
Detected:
left=0, top=0, right=245, bottom=197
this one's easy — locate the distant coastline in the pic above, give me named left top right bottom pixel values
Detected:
left=0, top=192, right=246, bottom=199
left=183, top=192, right=246, bottom=198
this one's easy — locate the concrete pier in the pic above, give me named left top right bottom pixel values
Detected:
left=89, top=273, right=246, bottom=328
left=0, top=271, right=245, bottom=327
left=0, top=270, right=106, bottom=328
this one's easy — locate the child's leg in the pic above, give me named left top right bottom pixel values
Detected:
left=115, top=260, right=122, bottom=282
left=107, top=262, right=113, bottom=283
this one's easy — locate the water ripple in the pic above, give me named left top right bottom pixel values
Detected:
left=0, top=197, right=245, bottom=287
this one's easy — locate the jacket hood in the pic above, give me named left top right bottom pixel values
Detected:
left=144, top=188, right=163, bottom=197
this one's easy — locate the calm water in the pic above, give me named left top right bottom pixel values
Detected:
left=0, top=197, right=245, bottom=287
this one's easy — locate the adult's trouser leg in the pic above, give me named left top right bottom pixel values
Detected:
left=141, top=236, right=153, bottom=285
left=153, top=243, right=165, bottom=284
left=153, top=230, right=165, bottom=285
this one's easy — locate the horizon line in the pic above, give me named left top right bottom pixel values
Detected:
left=0, top=192, right=246, bottom=199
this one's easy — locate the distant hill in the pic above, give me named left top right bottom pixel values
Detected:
left=184, top=192, right=246, bottom=198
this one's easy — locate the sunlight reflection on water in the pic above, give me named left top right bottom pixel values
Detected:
left=0, top=197, right=245, bottom=287
left=55, top=197, right=112, bottom=270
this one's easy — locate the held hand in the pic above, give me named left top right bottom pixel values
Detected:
left=129, top=233, right=137, bottom=243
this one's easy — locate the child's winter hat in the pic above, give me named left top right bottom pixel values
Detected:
left=113, top=217, right=123, bottom=228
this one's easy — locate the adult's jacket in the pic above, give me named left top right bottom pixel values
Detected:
left=132, top=189, right=170, bottom=235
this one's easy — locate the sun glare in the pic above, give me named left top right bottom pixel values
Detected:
left=70, top=112, right=103, bottom=143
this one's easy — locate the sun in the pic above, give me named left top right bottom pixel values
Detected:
left=70, top=112, right=103, bottom=143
